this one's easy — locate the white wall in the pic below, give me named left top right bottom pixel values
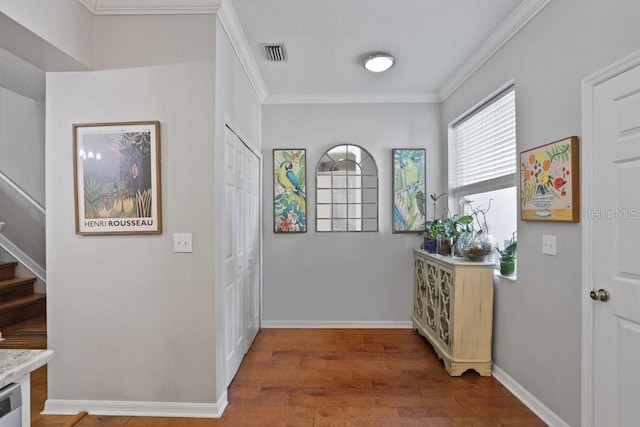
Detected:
left=0, top=0, right=93, bottom=70
left=212, top=14, right=262, bottom=399
left=0, top=87, right=45, bottom=204
left=262, top=103, right=440, bottom=324
left=46, top=14, right=220, bottom=406
left=441, top=0, right=640, bottom=424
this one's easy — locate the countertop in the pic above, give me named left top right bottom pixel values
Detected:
left=0, top=349, right=53, bottom=389
left=414, top=248, right=495, bottom=266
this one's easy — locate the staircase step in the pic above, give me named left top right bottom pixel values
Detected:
left=0, top=294, right=46, bottom=329
left=0, top=262, right=18, bottom=281
left=0, top=277, right=37, bottom=302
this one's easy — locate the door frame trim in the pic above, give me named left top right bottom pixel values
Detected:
left=580, top=48, right=640, bottom=427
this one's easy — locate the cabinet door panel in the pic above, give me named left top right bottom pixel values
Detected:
left=425, top=262, right=439, bottom=332
left=437, top=266, right=453, bottom=350
left=414, top=257, right=427, bottom=321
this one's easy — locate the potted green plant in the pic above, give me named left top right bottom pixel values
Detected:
left=498, top=232, right=517, bottom=275
left=438, top=214, right=473, bottom=256
left=421, top=192, right=447, bottom=253
left=423, top=219, right=443, bottom=253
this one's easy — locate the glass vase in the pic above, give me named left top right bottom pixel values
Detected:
left=457, top=230, right=496, bottom=262
left=437, top=235, right=453, bottom=256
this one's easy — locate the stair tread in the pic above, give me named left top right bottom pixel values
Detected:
left=0, top=294, right=46, bottom=312
left=0, top=277, right=36, bottom=290
left=0, top=262, right=18, bottom=269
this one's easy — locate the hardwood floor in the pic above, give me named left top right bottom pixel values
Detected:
left=0, top=317, right=544, bottom=426
left=0, top=314, right=47, bottom=350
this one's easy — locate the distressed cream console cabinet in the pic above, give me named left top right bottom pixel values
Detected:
left=413, top=249, right=494, bottom=376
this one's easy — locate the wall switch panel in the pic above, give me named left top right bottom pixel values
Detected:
left=542, top=234, right=557, bottom=256
left=173, top=233, right=193, bottom=253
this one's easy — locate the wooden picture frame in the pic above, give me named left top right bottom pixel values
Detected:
left=273, top=149, right=306, bottom=233
left=392, top=148, right=427, bottom=233
left=520, top=136, right=579, bottom=222
left=73, top=121, right=162, bottom=235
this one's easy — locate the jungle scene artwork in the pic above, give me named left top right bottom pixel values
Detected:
left=74, top=122, right=162, bottom=234
left=393, top=148, right=426, bottom=232
left=273, top=149, right=306, bottom=233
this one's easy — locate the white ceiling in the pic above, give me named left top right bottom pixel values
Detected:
left=230, top=0, right=525, bottom=101
left=1, top=0, right=545, bottom=103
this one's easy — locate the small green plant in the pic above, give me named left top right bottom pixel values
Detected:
left=425, top=219, right=444, bottom=241
left=499, top=232, right=517, bottom=260
left=442, top=214, right=473, bottom=238
left=429, top=192, right=447, bottom=220
left=498, top=231, right=517, bottom=275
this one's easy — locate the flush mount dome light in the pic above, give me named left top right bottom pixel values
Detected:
left=364, top=53, right=395, bottom=72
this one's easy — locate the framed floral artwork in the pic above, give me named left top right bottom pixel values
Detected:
left=73, top=121, right=162, bottom=234
left=392, top=148, right=426, bottom=233
left=520, top=136, right=579, bottom=222
left=273, top=149, right=306, bottom=233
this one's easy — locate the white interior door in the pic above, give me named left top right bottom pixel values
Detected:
left=223, top=126, right=261, bottom=387
left=244, top=149, right=260, bottom=347
left=223, top=127, right=245, bottom=387
left=588, top=60, right=640, bottom=426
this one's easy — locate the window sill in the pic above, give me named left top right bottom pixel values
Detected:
left=494, top=270, right=517, bottom=282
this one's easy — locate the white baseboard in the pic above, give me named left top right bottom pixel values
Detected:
left=43, top=391, right=228, bottom=419
left=492, top=364, right=569, bottom=427
left=262, top=320, right=413, bottom=329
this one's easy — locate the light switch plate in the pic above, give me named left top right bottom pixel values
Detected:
left=542, top=234, right=556, bottom=256
left=173, top=233, right=193, bottom=253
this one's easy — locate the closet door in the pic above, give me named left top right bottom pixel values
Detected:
left=223, top=127, right=245, bottom=386
left=223, top=127, right=261, bottom=387
left=244, top=149, right=260, bottom=348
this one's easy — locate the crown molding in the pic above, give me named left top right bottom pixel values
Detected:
left=216, top=0, right=268, bottom=102
left=438, top=0, right=552, bottom=101
left=76, top=0, right=549, bottom=104
left=77, top=0, right=221, bottom=15
left=265, top=92, right=440, bottom=105
left=77, top=0, right=97, bottom=13
left=76, top=0, right=268, bottom=101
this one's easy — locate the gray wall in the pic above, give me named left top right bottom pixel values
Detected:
left=0, top=87, right=45, bottom=204
left=441, top=0, right=640, bottom=424
left=45, top=12, right=261, bottom=407
left=262, top=103, right=441, bottom=324
left=46, top=27, right=218, bottom=404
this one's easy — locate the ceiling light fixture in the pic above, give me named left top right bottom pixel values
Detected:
left=364, top=53, right=395, bottom=73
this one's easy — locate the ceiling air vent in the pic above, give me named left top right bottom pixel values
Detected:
left=263, top=44, right=287, bottom=62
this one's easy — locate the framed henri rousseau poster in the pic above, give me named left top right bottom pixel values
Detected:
left=520, top=136, right=579, bottom=222
left=392, top=148, right=426, bottom=233
left=73, top=121, right=162, bottom=235
left=273, top=149, right=306, bottom=233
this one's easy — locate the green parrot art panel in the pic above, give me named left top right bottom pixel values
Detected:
left=273, top=149, right=306, bottom=233
left=392, top=148, right=426, bottom=233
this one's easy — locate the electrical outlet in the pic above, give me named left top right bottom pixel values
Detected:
left=542, top=234, right=556, bottom=256
left=173, top=233, right=193, bottom=253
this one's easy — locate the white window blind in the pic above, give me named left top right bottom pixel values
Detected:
left=451, top=87, right=516, bottom=196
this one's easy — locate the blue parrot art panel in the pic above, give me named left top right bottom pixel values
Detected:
left=392, top=148, right=426, bottom=233
left=273, top=149, right=306, bottom=233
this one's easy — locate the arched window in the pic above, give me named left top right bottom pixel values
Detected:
left=316, top=144, right=378, bottom=232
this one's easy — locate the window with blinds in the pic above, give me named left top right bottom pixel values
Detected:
left=448, top=86, right=517, bottom=259
left=450, top=87, right=516, bottom=197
